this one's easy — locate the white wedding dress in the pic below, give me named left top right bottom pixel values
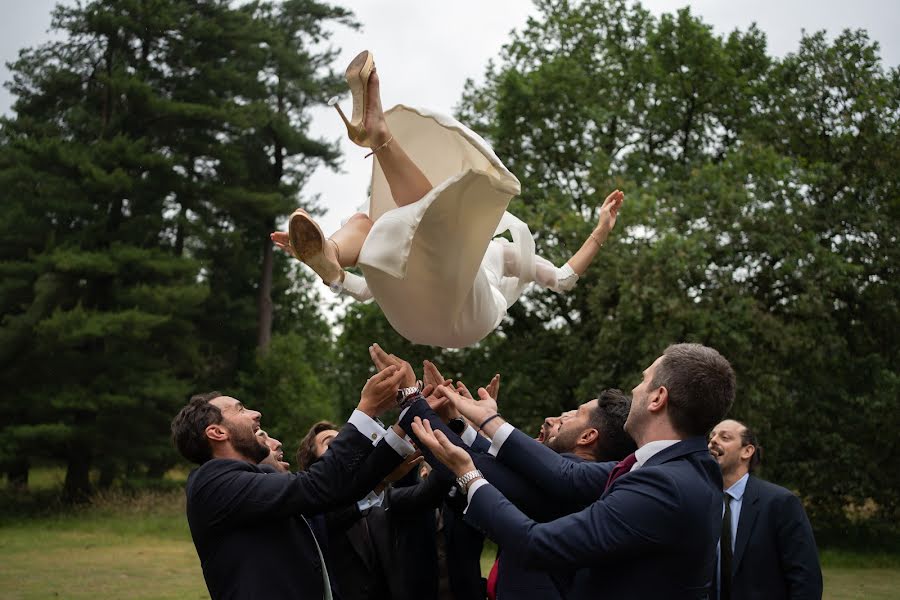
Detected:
left=338, top=105, right=578, bottom=348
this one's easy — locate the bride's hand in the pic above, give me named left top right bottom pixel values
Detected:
left=270, top=231, right=297, bottom=259
left=596, top=189, right=624, bottom=238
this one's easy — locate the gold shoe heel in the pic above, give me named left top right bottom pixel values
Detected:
left=333, top=50, right=374, bottom=147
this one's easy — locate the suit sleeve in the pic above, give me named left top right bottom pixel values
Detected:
left=386, top=472, right=453, bottom=512
left=470, top=430, right=491, bottom=454
left=496, top=427, right=614, bottom=505
left=775, top=493, right=823, bottom=600
left=400, top=397, right=476, bottom=480
left=464, top=467, right=686, bottom=570
left=400, top=398, right=582, bottom=520
left=192, top=423, right=396, bottom=526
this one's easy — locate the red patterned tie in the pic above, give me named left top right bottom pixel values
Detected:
left=603, top=452, right=637, bottom=491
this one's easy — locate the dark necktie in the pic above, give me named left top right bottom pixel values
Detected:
left=603, top=452, right=637, bottom=491
left=720, top=493, right=733, bottom=600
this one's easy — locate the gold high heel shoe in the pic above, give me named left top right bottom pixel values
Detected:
left=330, top=50, right=375, bottom=147
left=288, top=209, right=343, bottom=287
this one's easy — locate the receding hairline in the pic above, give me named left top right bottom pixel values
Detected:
left=713, top=418, right=745, bottom=431
left=209, top=395, right=239, bottom=410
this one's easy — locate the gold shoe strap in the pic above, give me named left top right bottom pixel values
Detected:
left=328, top=238, right=341, bottom=265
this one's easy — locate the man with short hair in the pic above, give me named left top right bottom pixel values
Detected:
left=171, top=364, right=411, bottom=600
left=708, top=419, right=823, bottom=600
left=544, top=390, right=636, bottom=463
left=412, top=343, right=736, bottom=599
left=488, top=389, right=636, bottom=600
left=257, top=429, right=290, bottom=472
left=537, top=409, right=575, bottom=445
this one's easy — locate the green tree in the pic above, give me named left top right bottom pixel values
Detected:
left=448, top=0, right=898, bottom=540
left=0, top=0, right=354, bottom=498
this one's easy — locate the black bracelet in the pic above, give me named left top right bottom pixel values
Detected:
left=478, top=413, right=502, bottom=431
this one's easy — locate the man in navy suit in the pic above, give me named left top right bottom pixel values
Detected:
left=707, top=419, right=823, bottom=600
left=171, top=364, right=412, bottom=600
left=411, top=343, right=736, bottom=600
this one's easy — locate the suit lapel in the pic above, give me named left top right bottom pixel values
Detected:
left=732, top=476, right=760, bottom=573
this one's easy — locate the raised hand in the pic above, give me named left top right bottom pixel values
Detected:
left=271, top=231, right=298, bottom=259
left=423, top=359, right=452, bottom=389
left=410, top=417, right=475, bottom=477
left=358, top=364, right=405, bottom=418
left=383, top=451, right=424, bottom=483
left=596, top=189, right=624, bottom=239
left=424, top=383, right=460, bottom=423
left=485, top=374, right=500, bottom=402
left=369, top=343, right=416, bottom=388
left=437, top=384, right=499, bottom=431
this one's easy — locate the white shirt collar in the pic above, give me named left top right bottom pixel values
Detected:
left=632, top=439, right=680, bottom=470
left=726, top=472, right=751, bottom=501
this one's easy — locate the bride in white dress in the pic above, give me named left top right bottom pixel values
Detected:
left=271, top=51, right=623, bottom=349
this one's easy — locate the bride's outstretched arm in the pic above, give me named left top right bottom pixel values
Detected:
left=501, top=190, right=624, bottom=292
left=565, top=189, right=623, bottom=276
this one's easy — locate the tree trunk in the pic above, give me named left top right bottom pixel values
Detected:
left=256, top=223, right=275, bottom=351
left=5, top=458, right=29, bottom=491
left=63, top=450, right=92, bottom=503
left=257, top=87, right=286, bottom=353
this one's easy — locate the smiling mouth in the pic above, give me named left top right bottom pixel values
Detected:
left=709, top=446, right=724, bottom=457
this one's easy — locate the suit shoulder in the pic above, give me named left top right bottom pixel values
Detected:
left=187, top=459, right=257, bottom=488
left=751, top=476, right=796, bottom=499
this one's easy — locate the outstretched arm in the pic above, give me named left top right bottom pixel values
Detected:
left=440, top=385, right=612, bottom=503
left=409, top=417, right=676, bottom=570
left=501, top=190, right=624, bottom=293
left=566, top=189, right=623, bottom=276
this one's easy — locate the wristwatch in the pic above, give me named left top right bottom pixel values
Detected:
left=396, top=386, right=422, bottom=410
left=456, top=469, right=483, bottom=491
left=447, top=417, right=467, bottom=435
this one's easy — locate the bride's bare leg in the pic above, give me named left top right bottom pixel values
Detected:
left=364, top=71, right=433, bottom=207
left=329, top=212, right=373, bottom=267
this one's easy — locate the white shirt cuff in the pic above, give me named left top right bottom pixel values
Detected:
left=349, top=409, right=387, bottom=445
left=461, top=425, right=478, bottom=446
left=464, top=479, right=490, bottom=514
left=487, top=422, right=515, bottom=456
left=384, top=427, right=416, bottom=457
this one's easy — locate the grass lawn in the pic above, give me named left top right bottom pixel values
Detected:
left=0, top=486, right=897, bottom=599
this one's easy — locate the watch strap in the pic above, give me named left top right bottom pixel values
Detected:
left=455, top=469, right=483, bottom=491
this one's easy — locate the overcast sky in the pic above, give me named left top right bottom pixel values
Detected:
left=2, top=0, right=898, bottom=235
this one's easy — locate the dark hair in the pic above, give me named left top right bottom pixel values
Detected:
left=171, top=391, right=224, bottom=465
left=651, top=343, right=736, bottom=437
left=296, top=421, right=338, bottom=471
left=588, top=389, right=637, bottom=461
left=736, top=421, right=763, bottom=472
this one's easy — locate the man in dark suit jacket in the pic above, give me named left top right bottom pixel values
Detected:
left=170, top=366, right=411, bottom=600
left=708, top=419, right=823, bottom=600
left=400, top=387, right=636, bottom=600
left=410, top=343, right=736, bottom=600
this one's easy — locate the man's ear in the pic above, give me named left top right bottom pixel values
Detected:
left=648, top=386, right=668, bottom=414
left=741, top=444, right=756, bottom=463
left=578, top=428, right=599, bottom=447
left=206, top=423, right=229, bottom=443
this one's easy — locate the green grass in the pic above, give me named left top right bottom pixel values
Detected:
left=0, top=486, right=897, bottom=599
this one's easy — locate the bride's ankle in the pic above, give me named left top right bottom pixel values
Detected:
left=368, top=126, right=392, bottom=149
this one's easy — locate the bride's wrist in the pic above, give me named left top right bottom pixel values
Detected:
left=589, top=228, right=608, bottom=246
